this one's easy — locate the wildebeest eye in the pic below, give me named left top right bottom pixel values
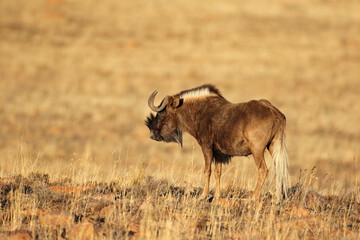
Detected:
left=158, top=110, right=167, bottom=117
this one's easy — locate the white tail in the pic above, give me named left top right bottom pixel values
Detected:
left=272, top=132, right=291, bottom=201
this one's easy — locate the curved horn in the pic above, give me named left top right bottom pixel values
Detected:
left=148, top=91, right=169, bottom=112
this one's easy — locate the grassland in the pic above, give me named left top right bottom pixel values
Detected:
left=0, top=0, right=360, bottom=239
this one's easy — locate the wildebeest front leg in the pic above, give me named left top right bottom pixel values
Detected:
left=214, top=161, right=222, bottom=199
left=201, top=147, right=213, bottom=197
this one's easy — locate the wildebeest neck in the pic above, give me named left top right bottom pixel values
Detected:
left=176, top=96, right=229, bottom=141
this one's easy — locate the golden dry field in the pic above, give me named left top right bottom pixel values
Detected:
left=0, top=0, right=360, bottom=239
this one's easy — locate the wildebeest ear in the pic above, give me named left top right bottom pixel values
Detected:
left=171, top=98, right=183, bottom=109
left=167, top=97, right=183, bottom=112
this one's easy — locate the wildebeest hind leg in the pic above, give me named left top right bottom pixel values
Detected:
left=252, top=152, right=268, bottom=199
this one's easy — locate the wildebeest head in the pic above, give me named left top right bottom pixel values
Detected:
left=145, top=91, right=183, bottom=146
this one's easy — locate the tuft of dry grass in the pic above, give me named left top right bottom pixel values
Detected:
left=0, top=0, right=360, bottom=238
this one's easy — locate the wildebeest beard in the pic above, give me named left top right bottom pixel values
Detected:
left=167, top=129, right=183, bottom=147
left=145, top=113, right=183, bottom=147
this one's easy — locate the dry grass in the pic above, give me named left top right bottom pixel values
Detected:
left=0, top=172, right=359, bottom=239
left=0, top=0, right=360, bottom=239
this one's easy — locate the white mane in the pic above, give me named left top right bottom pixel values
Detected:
left=180, top=88, right=217, bottom=100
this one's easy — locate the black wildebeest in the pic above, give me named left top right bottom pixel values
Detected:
left=145, top=84, right=290, bottom=201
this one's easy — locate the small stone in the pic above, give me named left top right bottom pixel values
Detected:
left=99, top=204, right=117, bottom=219
left=126, top=219, right=141, bottom=236
left=283, top=204, right=310, bottom=217
left=8, top=231, right=32, bottom=240
left=305, top=191, right=327, bottom=210
left=38, top=211, right=73, bottom=228
left=22, top=208, right=43, bottom=218
left=47, top=186, right=94, bottom=194
left=68, top=222, right=95, bottom=240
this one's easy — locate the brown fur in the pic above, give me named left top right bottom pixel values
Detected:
left=146, top=84, right=290, bottom=200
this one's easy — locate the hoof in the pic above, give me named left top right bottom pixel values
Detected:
left=199, top=194, right=210, bottom=200
left=199, top=194, right=213, bottom=203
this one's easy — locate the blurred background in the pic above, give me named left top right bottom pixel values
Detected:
left=0, top=0, right=359, bottom=192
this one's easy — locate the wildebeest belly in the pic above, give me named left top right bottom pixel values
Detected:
left=214, top=137, right=252, bottom=158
